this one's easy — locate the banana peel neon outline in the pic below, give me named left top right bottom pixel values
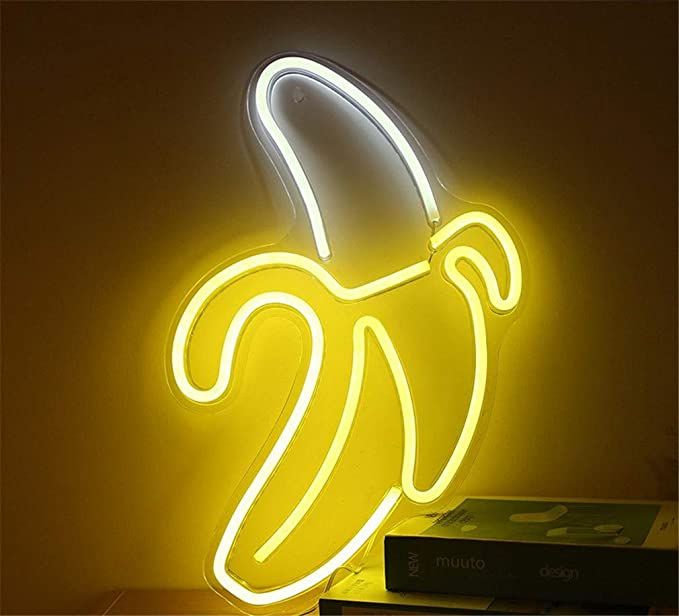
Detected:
left=170, top=54, right=523, bottom=607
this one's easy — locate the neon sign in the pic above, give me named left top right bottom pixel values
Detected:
left=169, top=54, right=523, bottom=609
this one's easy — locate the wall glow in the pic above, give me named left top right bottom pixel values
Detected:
left=169, top=53, right=524, bottom=608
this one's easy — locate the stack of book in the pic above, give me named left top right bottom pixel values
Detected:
left=320, top=496, right=678, bottom=615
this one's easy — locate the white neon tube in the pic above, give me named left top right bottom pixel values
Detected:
left=254, top=56, right=441, bottom=261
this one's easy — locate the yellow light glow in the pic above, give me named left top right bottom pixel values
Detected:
left=169, top=53, right=525, bottom=608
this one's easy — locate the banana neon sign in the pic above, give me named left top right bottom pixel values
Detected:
left=170, top=54, right=523, bottom=609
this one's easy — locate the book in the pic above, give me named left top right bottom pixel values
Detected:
left=319, top=561, right=653, bottom=615
left=384, top=496, right=678, bottom=607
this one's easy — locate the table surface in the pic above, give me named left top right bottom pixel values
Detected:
left=97, top=589, right=320, bottom=616
left=95, top=590, right=677, bottom=615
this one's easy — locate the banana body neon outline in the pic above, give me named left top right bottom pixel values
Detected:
left=169, top=53, right=524, bottom=607
left=171, top=214, right=521, bottom=605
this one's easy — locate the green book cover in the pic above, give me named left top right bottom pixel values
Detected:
left=423, top=498, right=661, bottom=546
left=384, top=496, right=677, bottom=607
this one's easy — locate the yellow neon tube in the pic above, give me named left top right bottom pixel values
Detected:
left=254, top=315, right=413, bottom=563
left=171, top=252, right=429, bottom=404
left=429, top=210, right=522, bottom=313
left=171, top=212, right=522, bottom=605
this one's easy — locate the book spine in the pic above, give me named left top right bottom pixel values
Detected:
left=384, top=536, right=677, bottom=607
